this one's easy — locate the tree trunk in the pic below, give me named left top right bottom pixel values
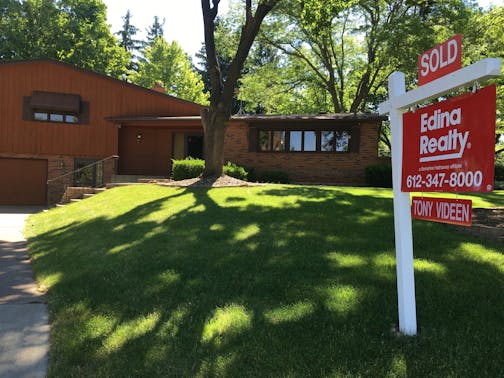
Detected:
left=201, top=107, right=228, bottom=177
left=200, top=0, right=280, bottom=177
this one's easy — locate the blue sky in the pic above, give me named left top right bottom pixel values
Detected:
left=103, top=0, right=502, bottom=59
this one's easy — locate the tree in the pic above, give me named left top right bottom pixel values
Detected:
left=462, top=5, right=504, bottom=155
left=131, top=37, right=208, bottom=104
left=201, top=0, right=281, bottom=177
left=0, top=0, right=129, bottom=77
left=116, top=10, right=141, bottom=52
left=235, top=0, right=475, bottom=153
left=146, top=16, right=165, bottom=46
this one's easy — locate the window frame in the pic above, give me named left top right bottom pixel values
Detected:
left=258, top=130, right=286, bottom=152
left=73, top=158, right=104, bottom=187
left=22, top=92, right=89, bottom=125
left=255, top=125, right=354, bottom=154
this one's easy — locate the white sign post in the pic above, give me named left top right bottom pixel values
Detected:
left=379, top=58, right=501, bottom=336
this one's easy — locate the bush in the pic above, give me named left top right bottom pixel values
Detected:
left=365, top=164, right=392, bottom=188
left=223, top=162, right=248, bottom=181
left=257, top=170, right=289, bottom=184
left=172, top=158, right=249, bottom=181
left=495, top=162, right=504, bottom=181
left=172, top=158, right=204, bottom=180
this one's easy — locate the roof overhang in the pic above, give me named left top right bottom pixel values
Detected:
left=105, top=113, right=386, bottom=127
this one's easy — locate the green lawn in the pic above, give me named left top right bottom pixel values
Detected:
left=25, top=185, right=504, bottom=377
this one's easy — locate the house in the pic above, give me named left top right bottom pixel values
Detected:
left=0, top=59, right=386, bottom=205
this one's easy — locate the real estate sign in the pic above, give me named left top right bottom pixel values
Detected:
left=418, top=34, right=462, bottom=86
left=402, top=84, right=496, bottom=193
left=411, top=196, right=472, bottom=226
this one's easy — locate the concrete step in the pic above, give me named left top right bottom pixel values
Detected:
left=106, top=182, right=150, bottom=189
left=82, top=193, right=95, bottom=199
left=112, top=175, right=166, bottom=183
left=69, top=198, right=82, bottom=203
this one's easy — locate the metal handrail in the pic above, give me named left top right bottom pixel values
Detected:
left=47, top=155, right=118, bottom=184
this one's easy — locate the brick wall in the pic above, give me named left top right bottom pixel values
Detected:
left=223, top=121, right=384, bottom=185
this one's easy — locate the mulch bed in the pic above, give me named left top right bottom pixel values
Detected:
left=450, top=208, right=504, bottom=244
left=144, top=175, right=262, bottom=188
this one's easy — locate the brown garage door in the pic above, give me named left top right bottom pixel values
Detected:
left=0, top=158, right=48, bottom=205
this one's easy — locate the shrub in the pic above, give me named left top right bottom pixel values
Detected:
left=172, top=158, right=204, bottom=180
left=172, top=159, right=249, bottom=181
left=495, top=162, right=504, bottom=181
left=365, top=164, right=392, bottom=188
left=223, top=162, right=248, bottom=181
left=257, top=170, right=289, bottom=184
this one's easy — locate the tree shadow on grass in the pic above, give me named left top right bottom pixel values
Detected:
left=26, top=185, right=504, bottom=377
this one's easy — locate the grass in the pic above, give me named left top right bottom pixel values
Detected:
left=25, top=185, right=504, bottom=377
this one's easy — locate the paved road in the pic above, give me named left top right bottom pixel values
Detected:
left=0, top=206, right=49, bottom=378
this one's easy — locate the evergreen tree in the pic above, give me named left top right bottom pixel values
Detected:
left=146, top=16, right=165, bottom=46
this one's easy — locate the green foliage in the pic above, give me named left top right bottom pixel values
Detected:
left=0, top=0, right=129, bottom=77
left=365, top=164, right=392, bottom=188
left=115, top=9, right=141, bottom=52
left=495, top=162, right=504, bottom=181
left=223, top=162, right=248, bottom=181
left=171, top=158, right=205, bottom=180
left=234, top=0, right=476, bottom=115
left=131, top=37, right=208, bottom=104
left=145, top=16, right=165, bottom=46
left=172, top=159, right=249, bottom=181
left=256, top=170, right=289, bottom=183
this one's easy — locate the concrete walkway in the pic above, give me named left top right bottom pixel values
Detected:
left=0, top=206, right=49, bottom=378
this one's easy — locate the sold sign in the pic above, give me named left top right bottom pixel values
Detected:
left=418, top=35, right=462, bottom=86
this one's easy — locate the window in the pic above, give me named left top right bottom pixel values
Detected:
left=73, top=159, right=104, bottom=187
left=289, top=131, right=302, bottom=151
left=259, top=130, right=286, bottom=151
left=65, top=114, right=79, bottom=123
left=49, top=113, right=64, bottom=122
left=321, top=131, right=334, bottom=152
left=256, top=127, right=355, bottom=153
left=289, top=131, right=316, bottom=152
left=33, top=112, right=48, bottom=121
left=23, top=91, right=88, bottom=125
left=321, top=130, right=349, bottom=152
left=335, top=131, right=349, bottom=152
left=32, top=110, right=79, bottom=124
left=304, top=131, right=316, bottom=151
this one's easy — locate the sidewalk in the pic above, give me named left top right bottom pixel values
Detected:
left=0, top=206, right=49, bottom=378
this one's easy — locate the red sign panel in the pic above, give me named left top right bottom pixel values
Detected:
left=418, top=34, right=462, bottom=86
left=411, top=196, right=472, bottom=226
left=402, top=84, right=496, bottom=193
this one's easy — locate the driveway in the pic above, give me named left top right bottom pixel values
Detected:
left=0, top=206, right=49, bottom=378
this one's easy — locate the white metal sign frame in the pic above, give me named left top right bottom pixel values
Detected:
left=378, top=58, right=501, bottom=336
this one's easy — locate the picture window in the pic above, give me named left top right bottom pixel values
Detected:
left=257, top=127, right=353, bottom=153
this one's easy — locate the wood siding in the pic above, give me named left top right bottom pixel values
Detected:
left=0, top=60, right=202, bottom=158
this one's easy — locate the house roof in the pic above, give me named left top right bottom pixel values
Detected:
left=105, top=113, right=386, bottom=125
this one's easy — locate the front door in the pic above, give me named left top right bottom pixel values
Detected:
left=118, top=127, right=172, bottom=175
left=187, top=135, right=203, bottom=159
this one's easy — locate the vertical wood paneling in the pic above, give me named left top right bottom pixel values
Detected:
left=0, top=60, right=202, bottom=158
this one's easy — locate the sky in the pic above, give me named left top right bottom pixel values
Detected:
left=103, top=0, right=502, bottom=60
left=104, top=0, right=230, bottom=61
